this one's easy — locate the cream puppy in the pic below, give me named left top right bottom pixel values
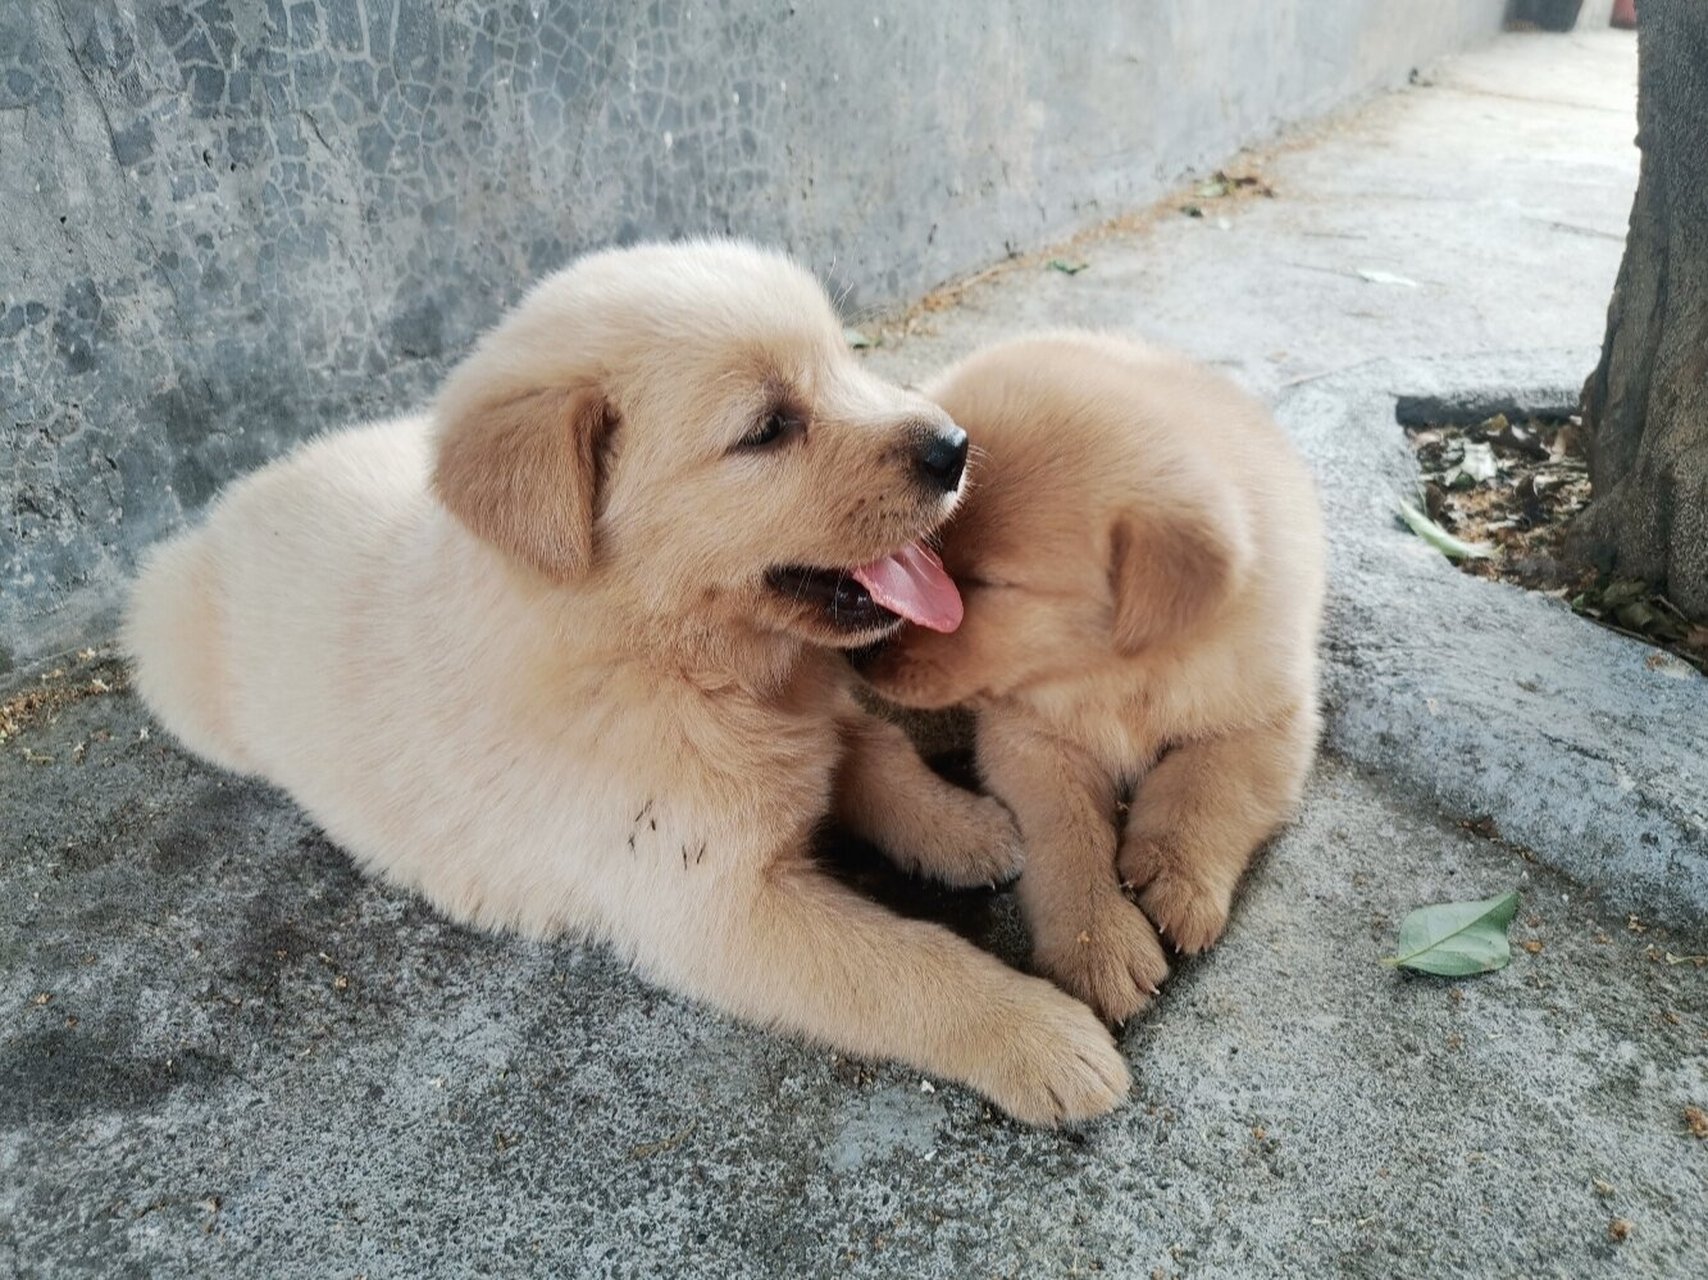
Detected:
left=125, top=244, right=1133, bottom=1125
left=864, top=332, right=1325, bottom=1024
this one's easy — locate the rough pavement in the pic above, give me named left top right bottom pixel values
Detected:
left=1291, top=349, right=1708, bottom=922
left=4, top=30, right=1705, bottom=1280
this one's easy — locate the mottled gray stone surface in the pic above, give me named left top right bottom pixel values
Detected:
left=4, top=693, right=1704, bottom=1277
left=0, top=0, right=1508, bottom=667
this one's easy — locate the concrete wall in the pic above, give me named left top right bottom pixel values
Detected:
left=0, top=0, right=1507, bottom=669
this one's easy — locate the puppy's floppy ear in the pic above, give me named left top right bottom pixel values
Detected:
left=1108, top=501, right=1251, bottom=654
left=433, top=385, right=613, bottom=580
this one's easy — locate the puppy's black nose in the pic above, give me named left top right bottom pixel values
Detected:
left=916, top=426, right=968, bottom=493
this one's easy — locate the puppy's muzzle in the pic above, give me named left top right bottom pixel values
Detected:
left=915, top=425, right=969, bottom=494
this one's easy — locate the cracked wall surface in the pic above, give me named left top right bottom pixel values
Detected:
left=0, top=0, right=1506, bottom=668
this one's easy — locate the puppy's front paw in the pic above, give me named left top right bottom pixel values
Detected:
left=1034, top=898, right=1171, bottom=1026
left=913, top=794, right=1025, bottom=887
left=879, top=791, right=1022, bottom=888
left=969, top=984, right=1131, bottom=1126
left=1118, top=833, right=1233, bottom=955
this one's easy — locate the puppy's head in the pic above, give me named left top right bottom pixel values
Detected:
left=861, top=334, right=1254, bottom=707
left=432, top=240, right=966, bottom=648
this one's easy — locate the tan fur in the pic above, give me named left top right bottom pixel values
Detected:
left=124, top=243, right=1131, bottom=1125
left=435, top=385, right=610, bottom=579
left=863, top=332, right=1325, bottom=1024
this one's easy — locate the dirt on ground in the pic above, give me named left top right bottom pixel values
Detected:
left=1408, top=413, right=1708, bottom=674
left=0, top=647, right=129, bottom=748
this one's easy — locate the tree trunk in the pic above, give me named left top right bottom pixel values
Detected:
left=1575, top=0, right=1708, bottom=619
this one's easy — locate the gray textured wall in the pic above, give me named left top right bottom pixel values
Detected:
left=0, top=0, right=1507, bottom=669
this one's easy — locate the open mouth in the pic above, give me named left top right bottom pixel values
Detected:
left=766, top=541, right=964, bottom=635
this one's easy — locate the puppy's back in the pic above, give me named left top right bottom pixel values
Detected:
left=125, top=416, right=437, bottom=778
left=126, top=523, right=252, bottom=772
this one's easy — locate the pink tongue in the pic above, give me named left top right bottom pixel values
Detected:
left=851, top=542, right=964, bottom=633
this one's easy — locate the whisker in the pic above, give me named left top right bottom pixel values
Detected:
left=962, top=442, right=991, bottom=485
left=829, top=567, right=850, bottom=622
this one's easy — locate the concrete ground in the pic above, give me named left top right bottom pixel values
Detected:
left=4, top=29, right=1705, bottom=1279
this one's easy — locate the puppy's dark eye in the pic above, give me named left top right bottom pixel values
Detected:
left=737, top=410, right=799, bottom=451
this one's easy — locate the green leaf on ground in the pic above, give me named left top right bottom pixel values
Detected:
left=1396, top=498, right=1494, bottom=560
left=1600, top=578, right=1648, bottom=608
left=1048, top=258, right=1089, bottom=275
left=1383, top=890, right=1521, bottom=976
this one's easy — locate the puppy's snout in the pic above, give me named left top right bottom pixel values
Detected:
left=915, top=425, right=969, bottom=494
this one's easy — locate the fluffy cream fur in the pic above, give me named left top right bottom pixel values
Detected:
left=864, top=332, right=1326, bottom=1024
left=126, top=243, right=1129, bottom=1124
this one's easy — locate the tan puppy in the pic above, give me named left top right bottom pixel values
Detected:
left=125, top=244, right=1130, bottom=1124
left=863, top=332, right=1325, bottom=1024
